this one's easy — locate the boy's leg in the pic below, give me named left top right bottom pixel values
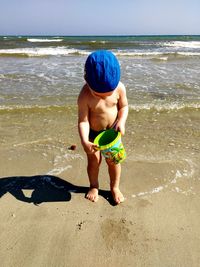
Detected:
left=106, top=160, right=124, bottom=204
left=86, top=151, right=101, bottom=202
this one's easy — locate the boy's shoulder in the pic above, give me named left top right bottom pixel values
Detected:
left=116, top=81, right=126, bottom=94
left=118, top=81, right=125, bottom=89
left=78, top=84, right=91, bottom=104
left=79, top=84, right=90, bottom=96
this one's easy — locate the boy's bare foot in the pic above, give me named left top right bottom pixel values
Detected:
left=86, top=188, right=99, bottom=202
left=111, top=188, right=125, bottom=204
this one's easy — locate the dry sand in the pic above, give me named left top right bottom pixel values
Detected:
left=1, top=143, right=200, bottom=267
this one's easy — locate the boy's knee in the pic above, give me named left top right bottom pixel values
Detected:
left=106, top=158, right=115, bottom=166
left=87, top=153, right=101, bottom=166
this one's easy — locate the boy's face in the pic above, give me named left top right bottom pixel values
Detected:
left=89, top=86, right=114, bottom=99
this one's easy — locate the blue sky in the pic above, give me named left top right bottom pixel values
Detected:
left=0, top=0, right=199, bottom=35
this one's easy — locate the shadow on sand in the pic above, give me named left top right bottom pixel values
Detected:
left=0, top=175, right=116, bottom=206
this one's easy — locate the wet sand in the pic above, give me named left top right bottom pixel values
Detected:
left=1, top=109, right=200, bottom=267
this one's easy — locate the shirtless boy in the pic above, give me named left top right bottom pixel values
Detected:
left=78, top=50, right=128, bottom=204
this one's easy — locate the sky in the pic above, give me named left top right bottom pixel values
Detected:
left=0, top=0, right=199, bottom=35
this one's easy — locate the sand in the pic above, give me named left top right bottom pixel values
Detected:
left=1, top=109, right=200, bottom=267
left=1, top=148, right=200, bottom=267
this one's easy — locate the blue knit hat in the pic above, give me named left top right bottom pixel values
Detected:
left=84, top=50, right=120, bottom=93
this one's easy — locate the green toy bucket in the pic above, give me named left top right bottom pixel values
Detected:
left=94, top=129, right=126, bottom=164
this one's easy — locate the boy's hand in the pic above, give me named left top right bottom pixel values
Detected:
left=114, top=121, right=125, bottom=135
left=82, top=141, right=98, bottom=154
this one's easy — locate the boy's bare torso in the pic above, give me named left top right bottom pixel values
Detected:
left=81, top=84, right=121, bottom=131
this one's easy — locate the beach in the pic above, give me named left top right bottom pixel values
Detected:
left=1, top=107, right=200, bottom=267
left=0, top=35, right=200, bottom=266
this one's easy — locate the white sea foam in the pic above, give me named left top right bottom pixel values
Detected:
left=132, top=158, right=196, bottom=198
left=177, top=52, right=200, bottom=56
left=129, top=102, right=200, bottom=112
left=13, top=138, right=53, bottom=147
left=164, top=41, right=200, bottom=49
left=47, top=165, right=72, bottom=175
left=89, top=40, right=107, bottom=44
left=0, top=47, right=79, bottom=57
left=115, top=50, right=200, bottom=57
left=1, top=102, right=199, bottom=113
left=1, top=47, right=199, bottom=58
left=172, top=187, right=195, bottom=196
left=132, top=186, right=165, bottom=198
left=0, top=104, right=64, bottom=112
left=48, top=152, right=83, bottom=176
left=158, top=56, right=168, bottom=61
left=115, top=51, right=164, bottom=57
left=27, top=38, right=63, bottom=42
left=170, top=170, right=182, bottom=184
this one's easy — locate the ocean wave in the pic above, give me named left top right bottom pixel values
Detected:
left=89, top=40, right=108, bottom=44
left=0, top=104, right=71, bottom=113
left=27, top=38, right=63, bottom=42
left=0, top=46, right=200, bottom=58
left=129, top=102, right=200, bottom=112
left=0, top=47, right=81, bottom=57
left=115, top=51, right=163, bottom=57
left=115, top=50, right=200, bottom=58
left=1, top=102, right=200, bottom=113
left=163, top=41, right=200, bottom=49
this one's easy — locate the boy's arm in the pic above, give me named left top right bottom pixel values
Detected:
left=115, top=83, right=128, bottom=135
left=77, top=88, right=97, bottom=154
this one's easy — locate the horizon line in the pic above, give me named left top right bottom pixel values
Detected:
left=1, top=34, right=200, bottom=37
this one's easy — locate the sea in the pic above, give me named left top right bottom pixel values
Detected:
left=0, top=35, right=199, bottom=195
left=1, top=35, right=200, bottom=109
